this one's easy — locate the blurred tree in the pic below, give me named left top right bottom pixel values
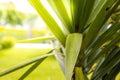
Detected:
left=5, top=9, right=26, bottom=26
left=0, top=10, right=2, bottom=19
left=25, top=14, right=38, bottom=38
left=0, top=10, right=4, bottom=25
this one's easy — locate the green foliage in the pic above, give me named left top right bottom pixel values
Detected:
left=17, top=36, right=55, bottom=43
left=0, top=9, right=39, bottom=27
left=29, top=0, right=120, bottom=79
left=29, top=0, right=67, bottom=46
left=0, top=10, right=2, bottom=20
left=5, top=9, right=26, bottom=26
left=1, top=0, right=120, bottom=80
left=0, top=36, right=16, bottom=49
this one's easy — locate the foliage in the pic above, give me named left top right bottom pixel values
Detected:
left=0, top=36, right=16, bottom=49
left=0, top=9, right=37, bottom=27
left=4, top=9, right=26, bottom=26
left=0, top=0, right=120, bottom=80
left=0, top=10, right=2, bottom=20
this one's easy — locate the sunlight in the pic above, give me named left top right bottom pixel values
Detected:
left=0, top=0, right=35, bottom=13
left=41, top=0, right=63, bottom=27
left=41, top=0, right=69, bottom=34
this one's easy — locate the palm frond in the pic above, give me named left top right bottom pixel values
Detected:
left=65, top=33, right=82, bottom=80
left=29, top=0, right=67, bottom=46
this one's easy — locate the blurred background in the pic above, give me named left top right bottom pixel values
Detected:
left=0, top=0, right=50, bottom=43
left=0, top=0, right=65, bottom=80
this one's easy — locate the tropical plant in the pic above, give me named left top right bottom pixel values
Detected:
left=0, top=0, right=120, bottom=80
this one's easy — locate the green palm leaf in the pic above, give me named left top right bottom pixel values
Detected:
left=17, top=36, right=55, bottom=43
left=29, top=0, right=67, bottom=46
left=48, top=0, right=74, bottom=33
left=65, top=33, right=82, bottom=80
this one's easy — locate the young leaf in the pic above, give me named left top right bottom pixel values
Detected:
left=65, top=33, right=82, bottom=80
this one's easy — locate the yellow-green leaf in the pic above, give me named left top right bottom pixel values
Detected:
left=29, top=0, right=67, bottom=46
left=65, top=33, right=82, bottom=80
left=17, top=36, right=55, bottom=43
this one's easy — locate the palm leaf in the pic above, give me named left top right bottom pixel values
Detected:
left=29, top=0, right=67, bottom=46
left=82, top=22, right=120, bottom=62
left=27, top=0, right=120, bottom=80
left=77, top=0, right=120, bottom=66
left=65, top=33, right=82, bottom=80
left=92, top=50, right=120, bottom=79
left=70, top=0, right=96, bottom=32
left=47, top=0, right=74, bottom=33
left=87, top=33, right=120, bottom=68
left=103, top=62, right=120, bottom=80
left=17, top=36, right=55, bottom=43
left=81, top=0, right=117, bottom=52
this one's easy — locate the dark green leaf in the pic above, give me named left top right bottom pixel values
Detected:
left=81, top=0, right=117, bottom=53
left=92, top=51, right=120, bottom=79
left=83, top=22, right=120, bottom=61
left=87, top=33, right=120, bottom=68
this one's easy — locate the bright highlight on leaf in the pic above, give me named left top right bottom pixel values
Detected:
left=17, top=36, right=55, bottom=43
left=29, top=0, right=67, bottom=46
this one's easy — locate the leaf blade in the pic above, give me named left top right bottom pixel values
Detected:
left=65, top=33, right=82, bottom=80
left=48, top=0, right=74, bottom=33
left=17, top=36, right=55, bottom=43
left=29, top=0, right=67, bottom=46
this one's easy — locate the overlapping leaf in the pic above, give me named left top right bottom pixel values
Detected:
left=65, top=33, right=82, bottom=80
left=29, top=0, right=67, bottom=46
left=48, top=0, right=74, bottom=33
